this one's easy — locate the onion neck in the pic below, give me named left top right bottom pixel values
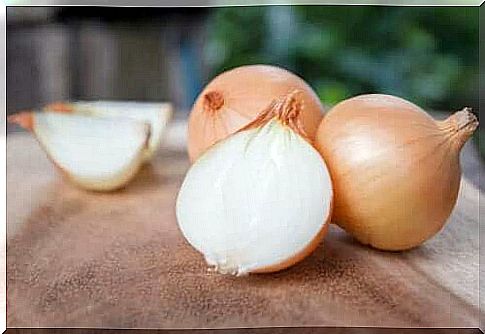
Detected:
left=439, top=108, right=478, bottom=150
left=237, top=90, right=310, bottom=142
left=203, top=91, right=224, bottom=114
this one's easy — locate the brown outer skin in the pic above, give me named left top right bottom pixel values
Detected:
left=236, top=89, right=312, bottom=142
left=8, top=112, right=34, bottom=130
left=187, top=64, right=324, bottom=163
left=314, top=94, right=476, bottom=251
left=44, top=102, right=74, bottom=113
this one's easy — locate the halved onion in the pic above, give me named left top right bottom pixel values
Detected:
left=177, top=92, right=333, bottom=275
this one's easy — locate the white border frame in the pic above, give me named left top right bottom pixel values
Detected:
left=2, top=2, right=482, bottom=334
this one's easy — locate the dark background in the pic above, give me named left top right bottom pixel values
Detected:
left=6, top=6, right=481, bottom=157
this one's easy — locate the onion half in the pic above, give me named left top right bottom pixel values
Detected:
left=177, top=91, right=333, bottom=275
left=187, top=64, right=324, bottom=162
left=315, top=94, right=478, bottom=251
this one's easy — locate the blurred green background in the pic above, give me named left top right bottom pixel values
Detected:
left=205, top=6, right=481, bottom=157
left=7, top=6, right=481, bottom=159
left=207, top=6, right=478, bottom=110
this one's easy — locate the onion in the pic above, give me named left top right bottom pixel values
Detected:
left=177, top=91, right=333, bottom=275
left=8, top=112, right=150, bottom=191
left=187, top=64, right=324, bottom=162
left=315, top=94, right=478, bottom=251
left=44, top=101, right=173, bottom=162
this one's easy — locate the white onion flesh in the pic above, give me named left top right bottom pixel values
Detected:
left=34, top=112, right=149, bottom=191
left=176, top=119, right=333, bottom=275
left=46, top=101, right=172, bottom=161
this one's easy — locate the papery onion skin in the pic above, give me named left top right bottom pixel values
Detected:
left=315, top=94, right=478, bottom=251
left=187, top=64, right=325, bottom=163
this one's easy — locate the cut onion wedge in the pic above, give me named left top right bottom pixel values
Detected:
left=9, top=112, right=150, bottom=191
left=45, top=101, right=173, bottom=161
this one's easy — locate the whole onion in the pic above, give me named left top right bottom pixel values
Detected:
left=315, top=94, right=478, bottom=251
left=187, top=64, right=324, bottom=162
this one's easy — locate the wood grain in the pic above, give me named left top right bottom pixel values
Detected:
left=6, top=129, right=482, bottom=329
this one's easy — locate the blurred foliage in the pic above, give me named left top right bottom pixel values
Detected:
left=204, top=6, right=480, bottom=156
left=205, top=6, right=478, bottom=109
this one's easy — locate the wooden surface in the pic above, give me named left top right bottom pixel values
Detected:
left=6, top=122, right=482, bottom=329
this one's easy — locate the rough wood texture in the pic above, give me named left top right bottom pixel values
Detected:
left=6, top=126, right=482, bottom=329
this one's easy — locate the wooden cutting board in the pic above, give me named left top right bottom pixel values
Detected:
left=6, top=123, right=482, bottom=329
